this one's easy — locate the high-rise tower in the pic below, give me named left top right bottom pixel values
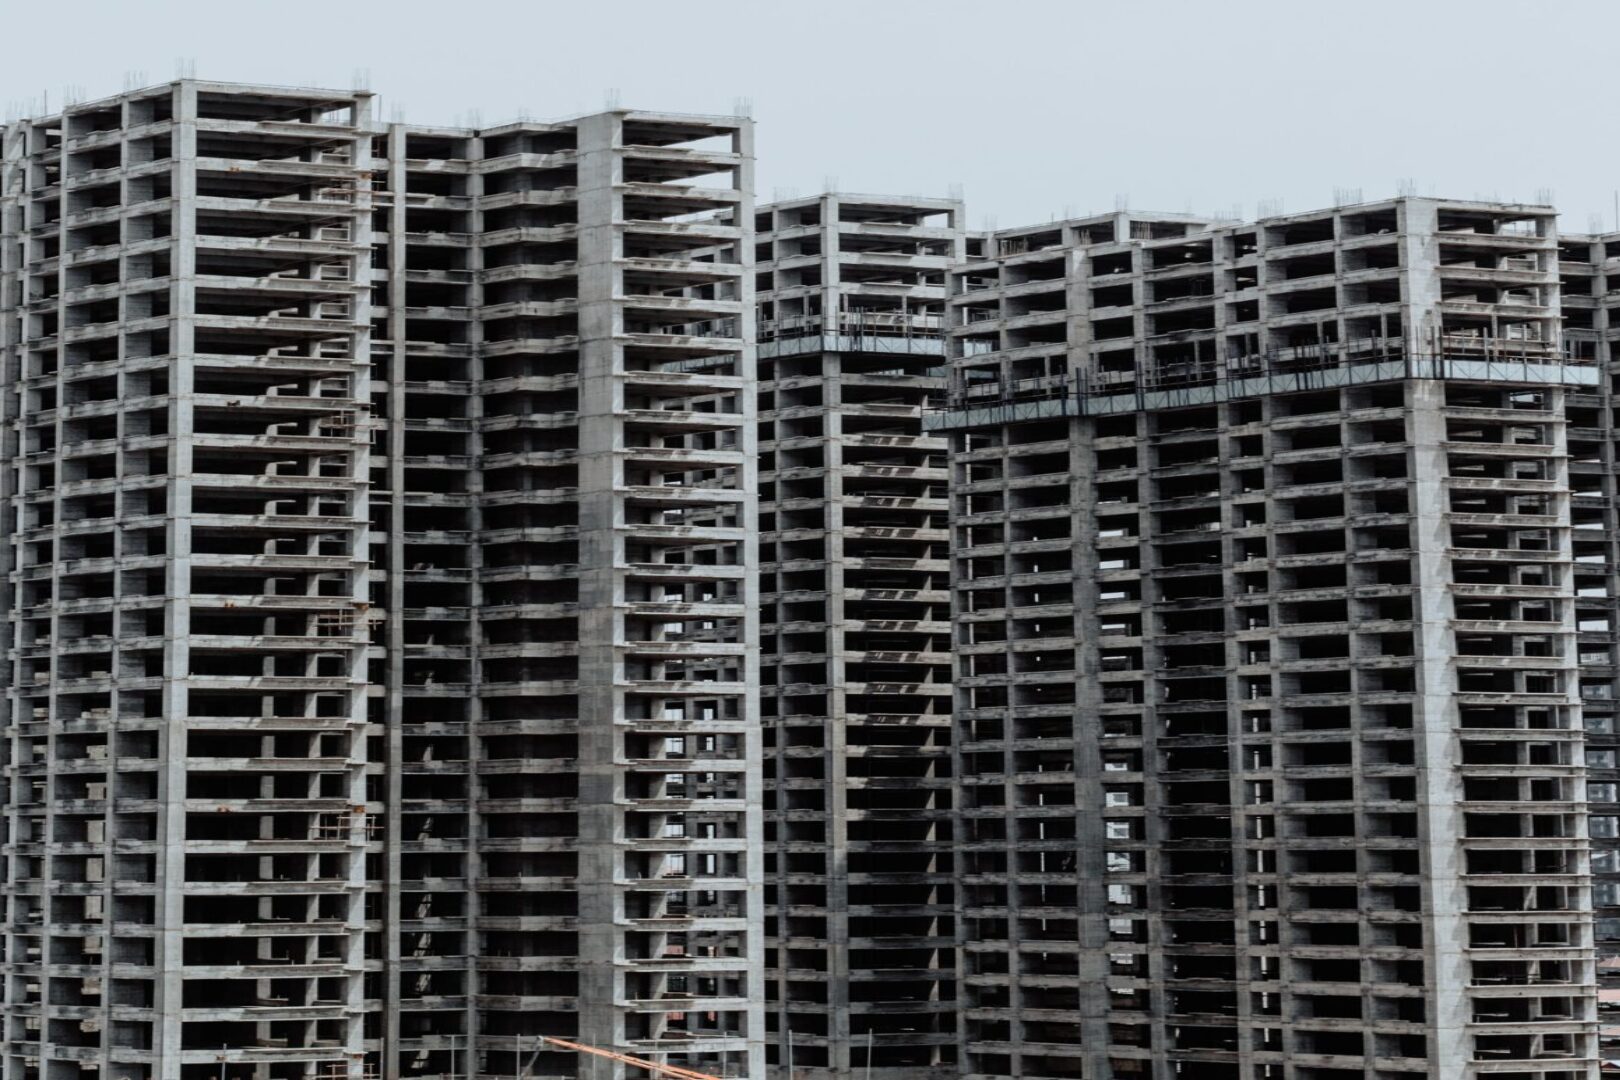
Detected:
left=0, top=82, right=763, bottom=1080
left=1, top=80, right=375, bottom=1080
left=931, top=199, right=1597, bottom=1080
left=755, top=194, right=971, bottom=1078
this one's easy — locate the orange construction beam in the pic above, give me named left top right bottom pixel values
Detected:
left=536, top=1037, right=723, bottom=1080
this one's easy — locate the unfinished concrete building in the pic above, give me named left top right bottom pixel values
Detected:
left=365, top=101, right=761, bottom=1080
left=1555, top=232, right=1620, bottom=1066
left=0, top=80, right=763, bottom=1080
left=0, top=81, right=376, bottom=1080
left=931, top=199, right=1599, bottom=1080
left=4, top=72, right=1617, bottom=1080
left=754, top=193, right=971, bottom=1077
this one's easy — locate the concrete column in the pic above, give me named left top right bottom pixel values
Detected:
left=573, top=110, right=628, bottom=1072
left=1067, top=413, right=1113, bottom=1080
left=735, top=120, right=767, bottom=1080
left=1406, top=380, right=1470, bottom=1079
left=380, top=121, right=409, bottom=1080
left=154, top=80, right=199, bottom=1079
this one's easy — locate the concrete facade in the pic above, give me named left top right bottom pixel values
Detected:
left=0, top=82, right=762, bottom=1080
left=1555, top=233, right=1620, bottom=1068
left=1, top=81, right=377, bottom=1080
left=755, top=194, right=972, bottom=1078
left=1, top=75, right=1615, bottom=1080
left=930, top=198, right=1597, bottom=1080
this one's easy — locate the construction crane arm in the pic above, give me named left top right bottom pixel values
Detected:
left=535, top=1036, right=723, bottom=1080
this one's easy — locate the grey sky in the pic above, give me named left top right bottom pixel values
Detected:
left=8, top=0, right=1619, bottom=231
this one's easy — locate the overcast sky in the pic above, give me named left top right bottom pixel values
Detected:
left=7, top=0, right=1619, bottom=231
